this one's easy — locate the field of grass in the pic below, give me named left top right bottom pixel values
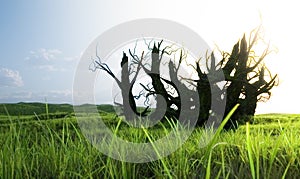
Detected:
left=0, top=103, right=300, bottom=178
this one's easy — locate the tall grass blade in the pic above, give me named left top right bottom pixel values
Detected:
left=204, top=104, right=240, bottom=157
left=246, top=122, right=255, bottom=179
left=45, top=98, right=49, bottom=120
left=142, top=126, right=172, bottom=178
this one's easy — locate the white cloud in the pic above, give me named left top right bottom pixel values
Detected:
left=24, top=49, right=79, bottom=72
left=33, top=90, right=73, bottom=102
left=26, top=48, right=62, bottom=61
left=0, top=91, right=32, bottom=101
left=64, top=55, right=79, bottom=62
left=12, top=91, right=32, bottom=99
left=39, top=89, right=73, bottom=103
left=37, top=65, right=66, bottom=72
left=26, top=48, right=79, bottom=62
left=0, top=68, right=24, bottom=87
left=49, top=89, right=72, bottom=97
left=0, top=89, right=73, bottom=103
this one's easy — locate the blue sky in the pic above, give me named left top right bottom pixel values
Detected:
left=0, top=0, right=299, bottom=113
left=0, top=1, right=105, bottom=103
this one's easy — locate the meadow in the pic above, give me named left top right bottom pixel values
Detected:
left=0, top=103, right=300, bottom=178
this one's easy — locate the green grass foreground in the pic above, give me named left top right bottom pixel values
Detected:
left=0, top=104, right=300, bottom=178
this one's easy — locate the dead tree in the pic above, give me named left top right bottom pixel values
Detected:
left=218, top=32, right=277, bottom=129
left=91, top=28, right=278, bottom=129
left=90, top=47, right=148, bottom=122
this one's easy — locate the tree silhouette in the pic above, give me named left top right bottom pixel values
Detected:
left=217, top=32, right=278, bottom=129
left=91, top=28, right=278, bottom=129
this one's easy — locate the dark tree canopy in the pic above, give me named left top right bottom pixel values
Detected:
left=91, top=29, right=278, bottom=129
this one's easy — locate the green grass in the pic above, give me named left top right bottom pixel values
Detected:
left=1, top=104, right=300, bottom=178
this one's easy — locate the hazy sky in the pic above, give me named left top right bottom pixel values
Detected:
left=0, top=0, right=299, bottom=114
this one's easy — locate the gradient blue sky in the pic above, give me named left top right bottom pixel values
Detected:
left=0, top=0, right=299, bottom=114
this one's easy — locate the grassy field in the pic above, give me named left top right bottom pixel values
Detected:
left=0, top=103, right=300, bottom=178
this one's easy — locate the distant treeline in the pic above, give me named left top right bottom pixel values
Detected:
left=0, top=102, right=115, bottom=116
